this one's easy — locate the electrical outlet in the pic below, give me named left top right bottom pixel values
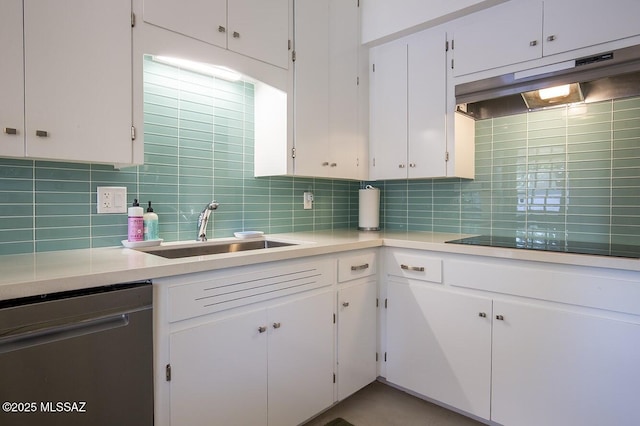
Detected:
left=303, top=192, right=314, bottom=210
left=97, top=187, right=127, bottom=214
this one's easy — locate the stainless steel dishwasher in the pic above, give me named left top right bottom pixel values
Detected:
left=0, top=281, right=153, bottom=426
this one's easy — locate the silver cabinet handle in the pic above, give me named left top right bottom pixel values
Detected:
left=350, top=263, right=369, bottom=271
left=400, top=264, right=425, bottom=272
left=546, top=35, right=556, bottom=42
left=530, top=40, right=538, bottom=46
left=36, top=130, right=48, bottom=137
left=479, top=312, right=487, bottom=318
left=218, top=25, right=226, bottom=33
left=398, top=164, right=406, bottom=168
left=233, top=31, right=240, bottom=38
left=258, top=326, right=267, bottom=333
left=496, top=315, right=505, bottom=321
left=3, top=127, right=17, bottom=135
left=272, top=322, right=281, bottom=329
left=322, top=162, right=329, bottom=166
left=330, top=163, right=337, bottom=167
left=342, top=302, right=350, bottom=307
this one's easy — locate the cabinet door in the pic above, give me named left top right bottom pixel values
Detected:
left=328, top=0, right=362, bottom=180
left=268, top=291, right=334, bottom=426
left=492, top=300, right=640, bottom=426
left=0, top=0, right=24, bottom=158
left=543, top=0, right=640, bottom=56
left=386, top=281, right=492, bottom=419
left=407, top=29, right=447, bottom=178
left=451, top=0, right=542, bottom=77
left=369, top=39, right=408, bottom=180
left=228, top=0, right=290, bottom=69
left=169, top=309, right=268, bottom=426
left=292, top=0, right=330, bottom=178
left=337, top=280, right=377, bottom=401
left=23, top=0, right=132, bottom=164
left=143, top=0, right=227, bottom=49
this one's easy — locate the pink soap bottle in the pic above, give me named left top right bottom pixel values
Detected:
left=128, top=199, right=144, bottom=242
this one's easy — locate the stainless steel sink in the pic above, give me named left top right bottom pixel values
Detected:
left=137, top=239, right=296, bottom=259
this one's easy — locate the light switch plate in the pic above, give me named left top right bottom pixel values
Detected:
left=303, top=192, right=313, bottom=210
left=97, top=186, right=127, bottom=214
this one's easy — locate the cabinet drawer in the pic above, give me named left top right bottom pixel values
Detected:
left=386, top=250, right=442, bottom=283
left=166, top=259, right=334, bottom=322
left=338, top=251, right=377, bottom=283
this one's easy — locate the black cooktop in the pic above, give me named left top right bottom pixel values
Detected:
left=446, top=235, right=640, bottom=259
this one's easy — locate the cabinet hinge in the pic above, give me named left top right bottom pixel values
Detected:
left=333, top=373, right=336, bottom=383
left=291, top=147, right=296, bottom=158
left=131, top=12, right=136, bottom=27
left=445, top=40, right=449, bottom=52
left=131, top=125, right=136, bottom=140
left=292, top=50, right=296, bottom=62
left=445, top=151, right=450, bottom=162
left=333, top=313, right=336, bottom=324
left=165, top=364, right=171, bottom=381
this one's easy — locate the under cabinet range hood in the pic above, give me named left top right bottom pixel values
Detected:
left=456, top=44, right=640, bottom=119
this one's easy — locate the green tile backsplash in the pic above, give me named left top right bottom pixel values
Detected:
left=0, top=58, right=359, bottom=255
left=1, top=58, right=639, bottom=255
left=377, top=97, right=640, bottom=246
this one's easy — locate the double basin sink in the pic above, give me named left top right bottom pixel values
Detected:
left=136, top=239, right=296, bottom=259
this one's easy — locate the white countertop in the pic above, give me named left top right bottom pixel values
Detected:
left=1, top=230, right=639, bottom=301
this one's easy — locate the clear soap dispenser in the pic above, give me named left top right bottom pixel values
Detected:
left=143, top=201, right=159, bottom=241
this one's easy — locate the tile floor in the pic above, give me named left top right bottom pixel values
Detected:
left=303, top=381, right=486, bottom=426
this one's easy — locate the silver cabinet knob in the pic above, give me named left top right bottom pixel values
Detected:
left=35, top=130, right=48, bottom=137
left=3, top=127, right=17, bottom=135
left=342, top=302, right=350, bottom=307
left=322, top=162, right=329, bottom=166
left=398, top=164, right=406, bottom=168
left=330, top=163, right=337, bottom=167
left=496, top=315, right=505, bottom=321
left=478, top=312, right=487, bottom=318
left=546, top=35, right=556, bottom=42
left=233, top=31, right=240, bottom=38
left=409, top=163, right=416, bottom=168
left=530, top=40, right=538, bottom=46
left=258, top=326, right=267, bottom=333
left=218, top=25, right=226, bottom=33
left=273, top=322, right=281, bottom=329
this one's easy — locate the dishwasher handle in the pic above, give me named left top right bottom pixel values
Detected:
left=0, top=313, right=130, bottom=354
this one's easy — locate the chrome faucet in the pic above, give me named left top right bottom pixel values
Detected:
left=196, top=201, right=219, bottom=241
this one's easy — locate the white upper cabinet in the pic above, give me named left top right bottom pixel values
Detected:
left=542, top=0, right=640, bottom=56
left=256, top=0, right=365, bottom=180
left=0, top=0, right=24, bottom=158
left=369, top=28, right=474, bottom=180
left=451, top=0, right=640, bottom=77
left=451, top=0, right=543, bottom=77
left=17, top=0, right=134, bottom=165
left=143, top=0, right=290, bottom=69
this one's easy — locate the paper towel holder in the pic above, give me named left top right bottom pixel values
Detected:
left=358, top=185, right=380, bottom=231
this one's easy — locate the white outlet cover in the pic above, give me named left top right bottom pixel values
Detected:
left=97, top=186, right=127, bottom=214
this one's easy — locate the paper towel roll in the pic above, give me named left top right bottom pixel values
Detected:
left=358, top=186, right=380, bottom=231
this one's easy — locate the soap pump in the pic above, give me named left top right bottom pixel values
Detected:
left=127, top=199, right=144, bottom=242
left=144, top=201, right=159, bottom=241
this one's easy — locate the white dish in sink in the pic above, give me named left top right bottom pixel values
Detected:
left=234, top=231, right=264, bottom=239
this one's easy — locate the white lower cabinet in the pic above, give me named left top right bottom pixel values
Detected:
left=492, top=300, right=640, bottom=426
left=169, top=290, right=334, bottom=426
left=337, top=279, right=378, bottom=401
left=385, top=280, right=492, bottom=419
